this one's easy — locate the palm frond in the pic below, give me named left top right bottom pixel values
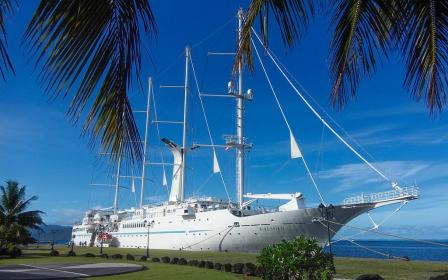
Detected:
left=235, top=0, right=315, bottom=74
left=399, top=0, right=448, bottom=113
left=0, top=0, right=15, bottom=80
left=328, top=0, right=395, bottom=108
left=24, top=0, right=157, bottom=163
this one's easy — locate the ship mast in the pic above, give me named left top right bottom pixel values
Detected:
left=140, top=77, right=152, bottom=208
left=180, top=46, right=190, bottom=202
left=113, top=155, right=122, bottom=214
left=235, top=9, right=245, bottom=209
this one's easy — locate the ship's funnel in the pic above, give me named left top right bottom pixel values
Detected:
left=161, top=138, right=183, bottom=203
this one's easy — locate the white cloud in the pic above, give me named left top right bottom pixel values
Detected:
left=348, top=124, right=448, bottom=147
left=317, top=160, right=448, bottom=194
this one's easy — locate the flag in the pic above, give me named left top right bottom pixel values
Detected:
left=131, top=176, right=135, bottom=193
left=213, top=151, right=221, bottom=173
left=290, top=131, right=302, bottom=159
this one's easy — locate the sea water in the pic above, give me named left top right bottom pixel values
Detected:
left=328, top=240, right=448, bottom=262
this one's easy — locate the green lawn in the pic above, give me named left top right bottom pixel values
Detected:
left=334, top=257, right=448, bottom=280
left=0, top=245, right=446, bottom=280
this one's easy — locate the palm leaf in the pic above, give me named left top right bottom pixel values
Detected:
left=24, top=0, right=157, bottom=163
left=399, top=0, right=448, bottom=113
left=0, top=0, right=15, bottom=80
left=328, top=0, right=396, bottom=108
left=235, top=0, right=315, bottom=74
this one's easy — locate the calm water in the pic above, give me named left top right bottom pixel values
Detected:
left=328, top=240, right=448, bottom=262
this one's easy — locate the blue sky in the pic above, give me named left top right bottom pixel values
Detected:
left=0, top=1, right=447, bottom=240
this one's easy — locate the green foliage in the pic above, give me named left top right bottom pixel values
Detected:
left=139, top=255, right=148, bottom=261
left=67, top=251, right=76, bottom=257
left=222, top=263, right=232, bottom=272
left=0, top=181, right=44, bottom=250
left=23, top=1, right=158, bottom=164
left=0, top=0, right=15, bottom=80
left=257, top=236, right=335, bottom=280
left=356, top=274, right=385, bottom=280
left=49, top=249, right=59, bottom=256
left=0, top=243, right=23, bottom=258
left=240, top=0, right=448, bottom=114
left=111, top=253, right=123, bottom=259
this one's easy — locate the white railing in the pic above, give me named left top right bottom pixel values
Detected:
left=343, top=186, right=420, bottom=205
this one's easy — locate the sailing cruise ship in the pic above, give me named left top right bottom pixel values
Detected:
left=72, top=10, right=420, bottom=252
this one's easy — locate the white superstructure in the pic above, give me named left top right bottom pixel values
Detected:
left=72, top=9, right=420, bottom=252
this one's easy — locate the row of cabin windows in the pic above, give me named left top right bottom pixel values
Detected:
left=122, top=234, right=145, bottom=237
left=122, top=223, right=145, bottom=229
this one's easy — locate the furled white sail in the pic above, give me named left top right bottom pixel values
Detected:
left=213, top=151, right=220, bottom=173
left=131, top=176, right=135, bottom=193
left=290, top=131, right=302, bottom=159
left=162, top=169, right=167, bottom=187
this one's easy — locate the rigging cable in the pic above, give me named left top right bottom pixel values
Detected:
left=325, top=219, right=448, bottom=248
left=189, top=54, right=231, bottom=204
left=331, top=201, right=408, bottom=244
left=251, top=38, right=326, bottom=205
left=318, top=220, right=408, bottom=260
left=314, top=123, right=326, bottom=172
left=150, top=81, right=170, bottom=197
left=251, top=28, right=392, bottom=185
left=267, top=50, right=379, bottom=164
left=190, top=16, right=235, bottom=50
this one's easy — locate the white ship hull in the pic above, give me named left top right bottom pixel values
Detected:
left=73, top=203, right=374, bottom=253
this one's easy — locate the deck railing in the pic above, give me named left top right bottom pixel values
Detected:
left=343, top=186, right=420, bottom=205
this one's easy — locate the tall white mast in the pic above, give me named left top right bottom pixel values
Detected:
left=140, top=77, right=152, bottom=208
left=180, top=46, right=190, bottom=202
left=113, top=155, right=122, bottom=214
left=236, top=9, right=245, bottom=209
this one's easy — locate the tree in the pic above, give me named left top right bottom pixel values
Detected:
left=238, top=0, right=448, bottom=114
left=0, top=180, right=44, bottom=248
left=257, top=236, right=335, bottom=280
left=0, top=1, right=157, bottom=164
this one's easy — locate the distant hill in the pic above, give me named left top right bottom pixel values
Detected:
left=31, top=225, right=72, bottom=244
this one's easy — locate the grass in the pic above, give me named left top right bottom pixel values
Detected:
left=1, top=245, right=447, bottom=279
left=334, top=257, right=448, bottom=280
